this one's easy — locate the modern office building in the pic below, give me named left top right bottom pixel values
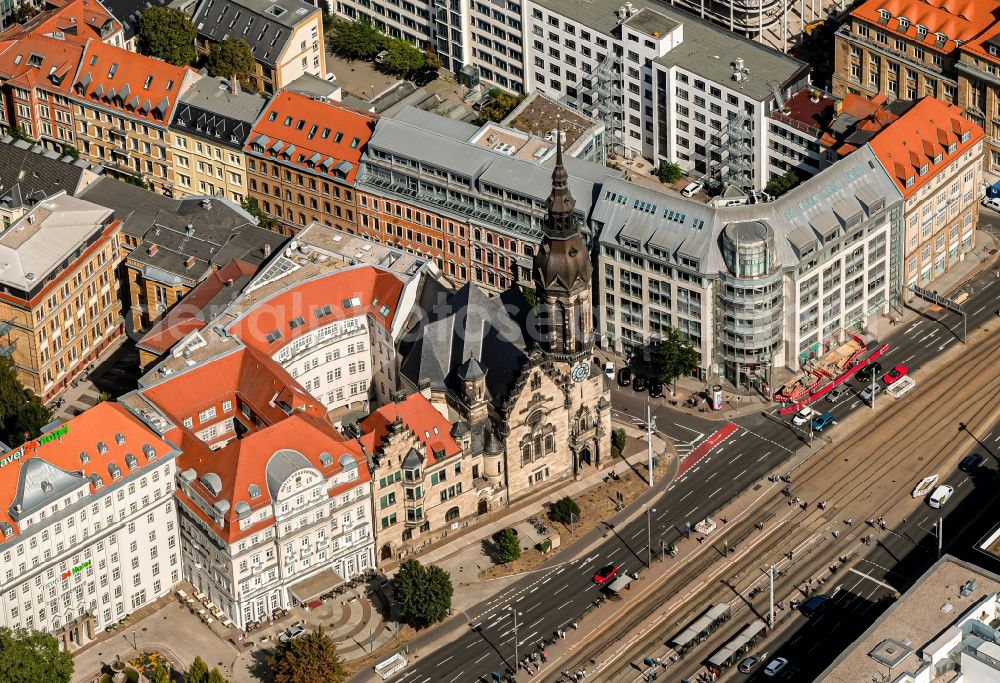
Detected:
left=0, top=402, right=182, bottom=649
left=595, top=143, right=903, bottom=387
left=0, top=192, right=123, bottom=400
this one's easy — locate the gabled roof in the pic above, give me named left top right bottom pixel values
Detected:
left=1, top=0, right=122, bottom=45
left=172, top=77, right=268, bottom=149
left=226, top=265, right=404, bottom=353
left=245, top=90, right=376, bottom=184
left=850, top=0, right=1000, bottom=54
left=99, top=0, right=170, bottom=41
left=867, top=96, right=983, bottom=197
left=192, top=0, right=320, bottom=68
left=0, top=34, right=83, bottom=94
left=0, top=402, right=178, bottom=546
left=0, top=138, right=99, bottom=210
left=358, top=392, right=461, bottom=467
left=72, top=39, right=196, bottom=124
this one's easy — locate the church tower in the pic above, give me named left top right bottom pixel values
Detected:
left=532, top=126, right=594, bottom=365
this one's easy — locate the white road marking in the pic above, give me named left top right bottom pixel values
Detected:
left=552, top=584, right=568, bottom=595
left=974, top=305, right=986, bottom=315
left=902, top=354, right=915, bottom=363
left=449, top=672, right=465, bottom=682
left=475, top=653, right=490, bottom=664
left=710, top=487, right=722, bottom=498
left=705, top=472, right=717, bottom=481
left=679, top=490, right=693, bottom=502
left=685, top=507, right=698, bottom=518
left=757, top=453, right=768, bottom=462
left=938, top=339, right=954, bottom=351
left=729, top=452, right=743, bottom=464
left=440, top=656, right=453, bottom=664
left=735, top=469, right=747, bottom=479
left=848, top=567, right=898, bottom=593
left=558, top=600, right=573, bottom=610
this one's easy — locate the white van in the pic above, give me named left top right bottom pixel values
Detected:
left=928, top=484, right=954, bottom=509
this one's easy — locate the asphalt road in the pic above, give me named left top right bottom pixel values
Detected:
left=383, top=259, right=1000, bottom=683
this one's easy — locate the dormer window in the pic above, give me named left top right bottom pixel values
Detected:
left=960, top=131, right=970, bottom=143
left=934, top=32, right=947, bottom=46
left=905, top=175, right=915, bottom=188
left=124, top=454, right=138, bottom=470
left=933, top=153, right=942, bottom=164
left=916, top=25, right=927, bottom=38
left=918, top=163, right=928, bottom=176
left=114, top=432, right=125, bottom=445
left=142, top=444, right=156, bottom=460
left=898, top=17, right=909, bottom=29
left=877, top=9, right=890, bottom=20
left=947, top=142, right=957, bottom=154
left=79, top=451, right=90, bottom=464
left=108, top=463, right=121, bottom=480
left=248, top=483, right=261, bottom=498
left=96, top=441, right=108, bottom=454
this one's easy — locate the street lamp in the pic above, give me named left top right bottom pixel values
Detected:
left=646, top=507, right=656, bottom=567
left=509, top=605, right=522, bottom=667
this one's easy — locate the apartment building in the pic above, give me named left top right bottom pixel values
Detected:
left=2, top=0, right=125, bottom=47
left=358, top=107, right=617, bottom=294
left=957, top=23, right=1000, bottom=174
left=192, top=0, right=327, bottom=95
left=244, top=90, right=376, bottom=235
left=358, top=392, right=475, bottom=561
left=523, top=0, right=809, bottom=190
left=0, top=35, right=83, bottom=149
left=170, top=76, right=267, bottom=202
left=100, top=0, right=172, bottom=51
left=121, top=345, right=375, bottom=628
left=0, top=402, right=181, bottom=649
left=0, top=192, right=123, bottom=400
left=71, top=39, right=200, bottom=194
left=0, top=137, right=103, bottom=228
left=79, top=176, right=285, bottom=333
left=868, top=97, right=983, bottom=290
left=595, top=144, right=903, bottom=387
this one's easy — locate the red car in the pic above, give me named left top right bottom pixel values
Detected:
left=882, top=365, right=908, bottom=385
left=593, top=564, right=618, bottom=586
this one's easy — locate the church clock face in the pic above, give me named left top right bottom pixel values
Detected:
left=571, top=362, right=590, bottom=383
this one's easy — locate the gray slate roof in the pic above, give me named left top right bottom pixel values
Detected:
left=172, top=77, right=267, bottom=149
left=192, top=0, right=320, bottom=68
left=530, top=0, right=808, bottom=100
left=101, top=0, right=171, bottom=40
left=0, top=138, right=100, bottom=210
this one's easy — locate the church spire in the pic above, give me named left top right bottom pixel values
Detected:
left=545, top=120, right=576, bottom=237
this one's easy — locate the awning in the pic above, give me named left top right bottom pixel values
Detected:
left=288, top=568, right=344, bottom=603
left=607, top=574, right=633, bottom=593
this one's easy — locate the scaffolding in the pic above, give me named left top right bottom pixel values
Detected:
left=570, top=53, right=624, bottom=161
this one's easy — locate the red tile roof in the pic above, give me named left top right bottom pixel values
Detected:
left=0, top=402, right=178, bottom=542
left=226, top=266, right=404, bottom=355
left=138, top=260, right=258, bottom=357
left=867, top=96, right=983, bottom=197
left=1, top=0, right=122, bottom=45
left=359, top=392, right=461, bottom=467
left=0, top=34, right=83, bottom=94
left=850, top=0, right=1000, bottom=53
left=245, top=90, right=377, bottom=184
left=72, top=38, right=196, bottom=123
left=960, top=21, right=1000, bottom=64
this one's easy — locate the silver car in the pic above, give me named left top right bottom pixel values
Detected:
left=859, top=383, right=881, bottom=404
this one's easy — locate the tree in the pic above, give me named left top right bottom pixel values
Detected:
left=494, top=528, right=521, bottom=564
left=657, top=161, right=683, bottom=184
left=0, top=627, right=73, bottom=683
left=423, top=47, right=443, bottom=70
left=393, top=559, right=453, bottom=629
left=478, top=89, right=525, bottom=123
left=549, top=496, right=581, bottom=525
left=206, top=38, right=257, bottom=89
left=11, top=2, right=40, bottom=24
left=764, top=169, right=800, bottom=197
left=650, top=328, right=700, bottom=393
left=378, top=38, right=425, bottom=77
left=206, top=670, right=229, bottom=683
left=520, top=285, right=537, bottom=309
left=0, top=358, right=51, bottom=448
left=268, top=628, right=347, bottom=683
left=185, top=657, right=210, bottom=683
left=241, top=197, right=277, bottom=230
left=146, top=662, right=170, bottom=683
left=328, top=18, right=385, bottom=60
left=136, top=7, right=197, bottom=66
left=611, top=428, right=627, bottom=458
left=60, top=144, right=79, bottom=161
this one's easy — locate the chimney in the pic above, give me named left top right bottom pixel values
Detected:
left=229, top=74, right=239, bottom=94
left=263, top=243, right=272, bottom=257
left=147, top=244, right=158, bottom=256
left=226, top=278, right=233, bottom=287
left=184, top=256, right=196, bottom=269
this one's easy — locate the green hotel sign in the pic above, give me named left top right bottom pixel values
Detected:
left=0, top=424, right=69, bottom=469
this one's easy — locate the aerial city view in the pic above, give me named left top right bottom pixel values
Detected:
left=0, top=0, right=1000, bottom=680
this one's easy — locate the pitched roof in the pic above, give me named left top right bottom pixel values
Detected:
left=192, top=0, right=320, bottom=68
left=0, top=33, right=83, bottom=94
left=226, top=265, right=405, bottom=353
left=72, top=39, right=196, bottom=124
left=98, top=0, right=170, bottom=41
left=2, top=0, right=122, bottom=45
left=0, top=402, right=178, bottom=545
left=246, top=90, right=376, bottom=185
left=172, top=76, right=268, bottom=150
left=137, top=259, right=257, bottom=357
left=850, top=0, right=1000, bottom=54
left=0, top=138, right=99, bottom=210
left=866, top=96, right=983, bottom=197
left=358, top=392, right=461, bottom=467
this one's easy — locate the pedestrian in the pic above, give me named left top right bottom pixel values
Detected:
left=721, top=517, right=728, bottom=524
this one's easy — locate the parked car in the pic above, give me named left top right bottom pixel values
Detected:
left=929, top=484, right=954, bottom=508
left=593, top=564, right=618, bottom=586
left=413, top=69, right=438, bottom=86
left=827, top=386, right=849, bottom=404
left=982, top=197, right=1000, bottom=212
left=763, top=657, right=789, bottom=677
left=959, top=453, right=985, bottom=473
left=791, top=406, right=814, bottom=426
left=681, top=181, right=704, bottom=197
left=882, top=365, right=908, bottom=385
left=800, top=594, right=830, bottom=617
left=649, top=381, right=665, bottom=398
left=859, top=383, right=882, bottom=404
left=632, top=376, right=647, bottom=392
left=617, top=367, right=632, bottom=387
left=374, top=50, right=389, bottom=64
left=279, top=625, right=306, bottom=643
left=738, top=655, right=761, bottom=673
left=856, top=362, right=882, bottom=383
left=604, top=362, right=615, bottom=380
left=811, top=412, right=835, bottom=432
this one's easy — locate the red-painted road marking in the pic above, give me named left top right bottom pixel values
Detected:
left=678, top=422, right=739, bottom=476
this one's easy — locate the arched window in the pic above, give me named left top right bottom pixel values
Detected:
left=521, top=438, right=531, bottom=466
left=445, top=506, right=460, bottom=522
left=545, top=434, right=555, bottom=453
left=533, top=435, right=542, bottom=460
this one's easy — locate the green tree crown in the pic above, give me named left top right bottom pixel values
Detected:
left=268, top=628, right=346, bottom=683
left=0, top=627, right=74, bottom=683
left=136, top=7, right=197, bottom=66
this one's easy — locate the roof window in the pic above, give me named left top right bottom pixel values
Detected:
left=379, top=305, right=390, bottom=317
left=108, top=63, right=118, bottom=78
left=350, top=137, right=361, bottom=148
left=307, top=124, right=318, bottom=139
left=143, top=75, right=153, bottom=90
left=266, top=329, right=282, bottom=343
left=89, top=55, right=97, bottom=65
left=108, top=463, right=121, bottom=480
left=268, top=111, right=277, bottom=121
left=124, top=454, right=138, bottom=470
left=79, top=451, right=90, bottom=464
left=321, top=128, right=331, bottom=138
left=248, top=483, right=261, bottom=498
left=27, top=53, right=43, bottom=68
left=333, top=132, right=343, bottom=143
left=114, top=432, right=125, bottom=445
left=96, top=441, right=108, bottom=454
left=315, top=304, right=333, bottom=318
left=265, top=4, right=286, bottom=16
left=283, top=115, right=292, bottom=126
left=296, top=119, right=305, bottom=130
left=289, top=316, right=305, bottom=329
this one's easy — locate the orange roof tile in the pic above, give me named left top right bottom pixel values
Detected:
left=1, top=0, right=122, bottom=45
left=850, top=0, right=1000, bottom=54
left=0, top=34, right=83, bottom=94
left=359, top=392, right=461, bottom=467
left=961, top=21, right=1000, bottom=64
left=245, top=90, right=376, bottom=185
left=226, top=266, right=404, bottom=355
left=867, top=96, right=984, bottom=197
left=72, top=39, right=195, bottom=123
left=0, top=402, right=178, bottom=542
